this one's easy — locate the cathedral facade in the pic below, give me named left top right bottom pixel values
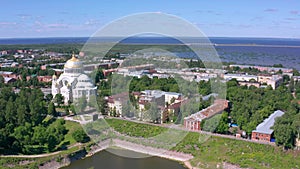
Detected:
left=52, top=54, right=97, bottom=104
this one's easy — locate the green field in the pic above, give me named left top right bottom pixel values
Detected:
left=106, top=118, right=167, bottom=138
left=106, top=118, right=300, bottom=169
left=61, top=120, right=83, bottom=146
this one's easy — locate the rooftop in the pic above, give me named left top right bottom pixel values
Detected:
left=184, top=99, right=228, bottom=122
left=252, top=110, right=284, bottom=134
left=0, top=71, right=13, bottom=75
left=224, top=73, right=258, bottom=78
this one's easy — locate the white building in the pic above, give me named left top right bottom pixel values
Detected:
left=223, top=73, right=258, bottom=82
left=139, top=90, right=181, bottom=107
left=267, top=75, right=283, bottom=89
left=258, top=75, right=283, bottom=89
left=52, top=54, right=97, bottom=104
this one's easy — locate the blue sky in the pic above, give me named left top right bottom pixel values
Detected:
left=0, top=0, right=299, bottom=38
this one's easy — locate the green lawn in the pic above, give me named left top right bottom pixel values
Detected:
left=60, top=120, right=83, bottom=146
left=172, top=132, right=300, bottom=169
left=106, top=118, right=167, bottom=138
left=106, top=118, right=300, bottom=169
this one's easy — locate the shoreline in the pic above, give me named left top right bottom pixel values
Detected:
left=85, top=139, right=194, bottom=169
left=84, top=139, right=247, bottom=169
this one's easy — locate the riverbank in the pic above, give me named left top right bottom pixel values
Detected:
left=88, top=139, right=247, bottom=169
left=112, top=139, right=193, bottom=162
left=87, top=139, right=194, bottom=168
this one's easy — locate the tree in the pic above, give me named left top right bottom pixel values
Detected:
left=13, top=123, right=33, bottom=146
left=289, top=77, right=295, bottom=92
left=47, top=134, right=59, bottom=151
left=5, top=97, right=16, bottom=125
left=29, top=100, right=46, bottom=126
left=0, top=76, right=4, bottom=84
left=64, top=106, right=69, bottom=115
left=45, top=94, right=53, bottom=103
left=201, top=114, right=221, bottom=132
left=16, top=105, right=26, bottom=126
left=70, top=105, right=76, bottom=115
left=46, top=119, right=67, bottom=151
left=29, top=76, right=39, bottom=86
left=48, top=102, right=57, bottom=117
left=276, top=69, right=283, bottom=75
left=293, top=114, right=300, bottom=140
left=32, top=125, right=48, bottom=146
left=97, top=96, right=107, bottom=115
left=198, top=80, right=211, bottom=95
left=216, top=112, right=229, bottom=134
left=273, top=64, right=283, bottom=68
left=274, top=123, right=295, bottom=149
left=72, top=129, right=90, bottom=143
left=0, top=87, right=16, bottom=101
left=92, top=69, right=104, bottom=84
left=273, top=116, right=295, bottom=149
left=54, top=94, right=64, bottom=106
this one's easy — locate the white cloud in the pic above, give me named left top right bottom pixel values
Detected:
left=84, top=19, right=100, bottom=26
left=264, top=8, right=278, bottom=12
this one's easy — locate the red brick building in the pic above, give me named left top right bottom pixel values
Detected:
left=251, top=110, right=284, bottom=142
left=37, top=76, right=52, bottom=82
left=184, top=99, right=229, bottom=131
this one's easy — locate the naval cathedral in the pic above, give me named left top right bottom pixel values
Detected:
left=52, top=54, right=97, bottom=104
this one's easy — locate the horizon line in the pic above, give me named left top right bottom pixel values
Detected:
left=0, top=36, right=299, bottom=40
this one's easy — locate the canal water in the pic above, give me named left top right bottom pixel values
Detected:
left=62, top=148, right=187, bottom=169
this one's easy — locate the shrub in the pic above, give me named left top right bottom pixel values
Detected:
left=72, top=129, right=90, bottom=143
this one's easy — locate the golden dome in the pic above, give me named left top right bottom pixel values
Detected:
left=64, top=53, right=83, bottom=69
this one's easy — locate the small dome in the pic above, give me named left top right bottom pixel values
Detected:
left=75, top=74, right=94, bottom=88
left=64, top=54, right=83, bottom=69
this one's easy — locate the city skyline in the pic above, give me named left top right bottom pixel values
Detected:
left=0, top=0, right=300, bottom=38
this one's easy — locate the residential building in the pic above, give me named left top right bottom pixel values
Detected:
left=107, top=92, right=129, bottom=116
left=0, top=71, right=17, bottom=79
left=139, top=90, right=181, bottom=109
left=266, top=75, right=283, bottom=89
left=238, top=81, right=261, bottom=88
left=223, top=74, right=258, bottom=82
left=229, top=64, right=293, bottom=73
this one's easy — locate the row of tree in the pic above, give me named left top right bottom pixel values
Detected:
left=225, top=78, right=300, bottom=149
left=0, top=87, right=66, bottom=154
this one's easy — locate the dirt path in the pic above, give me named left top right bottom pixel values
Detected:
left=0, top=143, right=82, bottom=158
left=0, top=151, right=61, bottom=158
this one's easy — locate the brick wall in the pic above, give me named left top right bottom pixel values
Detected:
left=251, top=132, right=271, bottom=142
